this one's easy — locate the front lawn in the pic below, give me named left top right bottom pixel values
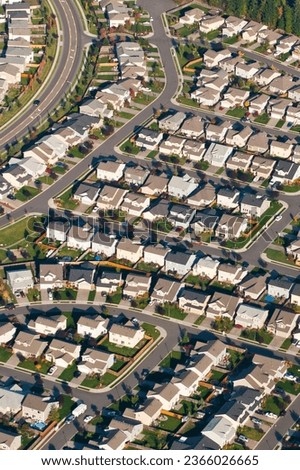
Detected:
left=106, top=287, right=122, bottom=304
left=156, top=302, right=187, bottom=320
left=119, top=139, right=140, bottom=155
left=226, top=107, right=246, bottom=118
left=81, top=375, right=101, bottom=389
left=160, top=350, right=185, bottom=369
left=58, top=395, right=74, bottom=419
left=100, top=337, right=145, bottom=357
left=18, top=358, right=51, bottom=374
left=100, top=372, right=116, bottom=386
left=276, top=379, right=300, bottom=395
left=265, top=248, right=294, bottom=266
left=27, top=288, right=41, bottom=302
left=238, top=425, right=264, bottom=441
left=15, top=186, right=40, bottom=202
left=0, top=346, right=12, bottom=362
left=280, top=338, right=292, bottom=350
left=240, top=328, right=273, bottom=344
left=141, top=323, right=160, bottom=341
left=88, top=290, right=96, bottom=302
left=262, top=395, right=286, bottom=415
left=59, top=362, right=78, bottom=382
left=53, top=288, right=77, bottom=301
left=254, top=113, right=270, bottom=124
left=136, top=261, right=159, bottom=272
left=212, top=317, right=234, bottom=333
left=58, top=189, right=78, bottom=210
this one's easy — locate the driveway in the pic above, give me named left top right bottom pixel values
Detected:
left=76, top=289, right=89, bottom=303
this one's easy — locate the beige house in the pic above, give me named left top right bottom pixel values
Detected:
left=226, top=151, right=253, bottom=172
left=97, top=185, right=128, bottom=211
left=96, top=161, right=126, bottom=182
left=39, top=264, right=64, bottom=290
left=215, top=214, right=248, bottom=240
left=143, top=244, right=170, bottom=267
left=28, top=315, right=67, bottom=336
left=121, top=192, right=150, bottom=217
left=0, top=429, right=21, bottom=450
left=150, top=383, right=181, bottom=410
left=0, top=322, right=16, bottom=344
left=45, top=339, right=81, bottom=368
left=238, top=274, right=267, bottom=300
left=151, top=277, right=182, bottom=304
left=247, top=132, right=269, bottom=154
left=109, top=323, right=144, bottom=349
left=217, top=264, right=248, bottom=285
left=77, top=315, right=109, bottom=339
left=178, top=288, right=210, bottom=315
left=140, top=173, right=169, bottom=196
left=206, top=292, right=241, bottom=320
left=267, top=308, right=299, bottom=338
left=13, top=331, right=47, bottom=359
left=291, top=283, right=300, bottom=305
left=22, top=394, right=58, bottom=422
left=116, top=238, right=144, bottom=264
left=250, top=156, right=275, bottom=179
left=132, top=397, right=162, bottom=426
left=78, top=348, right=114, bottom=375
left=192, top=256, right=220, bottom=279
left=123, top=273, right=151, bottom=298
left=270, top=141, right=294, bottom=159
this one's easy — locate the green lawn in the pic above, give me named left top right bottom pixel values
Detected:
left=0, top=346, right=12, bottom=362
left=119, top=139, right=140, bottom=155
left=160, top=350, right=185, bottom=369
left=147, top=150, right=158, bottom=159
left=106, top=287, right=122, bottom=304
left=192, top=385, right=212, bottom=401
left=110, top=358, right=127, bottom=372
left=62, top=312, right=75, bottom=329
left=37, top=175, right=55, bottom=185
left=281, top=183, right=300, bottom=193
left=59, top=362, right=78, bottom=382
left=276, top=119, right=285, bottom=128
left=57, top=246, right=82, bottom=259
left=265, top=248, right=295, bottom=266
left=157, top=415, right=182, bottom=432
left=100, top=372, right=116, bottom=387
left=262, top=395, right=286, bottom=415
left=136, top=261, right=159, bottom=272
left=156, top=302, right=187, bottom=320
left=53, top=288, right=77, bottom=301
left=118, top=111, right=135, bottom=119
left=276, top=379, right=300, bottom=395
left=100, top=337, right=146, bottom=358
left=141, top=323, right=160, bottom=341
left=18, top=358, right=51, bottom=374
left=88, top=290, right=96, bottom=302
left=238, top=426, right=264, bottom=441
left=15, top=186, right=40, bottom=202
left=58, top=395, right=74, bottom=419
left=226, top=107, right=246, bottom=118
left=53, top=165, right=66, bottom=175
left=133, top=93, right=155, bottom=105
left=134, top=429, right=167, bottom=450
left=240, top=328, right=273, bottom=344
left=0, top=215, right=45, bottom=247
left=27, top=288, right=41, bottom=302
left=58, top=188, right=79, bottom=210
left=223, top=35, right=239, bottom=44
left=81, top=375, right=101, bottom=388
left=152, top=218, right=173, bottom=233
left=206, top=29, right=219, bottom=41
left=209, top=369, right=226, bottom=384
left=280, top=338, right=292, bottom=350
left=254, top=113, right=270, bottom=124
left=212, top=317, right=234, bottom=333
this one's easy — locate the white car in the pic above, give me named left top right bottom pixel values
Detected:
left=83, top=415, right=93, bottom=424
left=265, top=412, right=277, bottom=419
left=275, top=215, right=282, bottom=222
left=48, top=366, right=57, bottom=376
left=92, top=206, right=98, bottom=213
left=238, top=434, right=248, bottom=443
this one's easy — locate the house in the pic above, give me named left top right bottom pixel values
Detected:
left=130, top=397, right=162, bottom=426
left=22, top=394, right=58, bottom=423
left=116, top=238, right=144, bottom=264
left=188, top=354, right=213, bottom=380
left=286, top=105, right=300, bottom=126
left=46, top=219, right=70, bottom=243
left=192, top=256, right=220, bottom=279
left=79, top=97, right=111, bottom=119
left=135, top=128, right=163, bottom=150
left=158, top=111, right=186, bottom=133
left=0, top=322, right=16, bottom=344
left=182, top=139, right=206, bottom=161
left=240, top=194, right=270, bottom=218
left=39, top=263, right=64, bottom=290
left=109, top=322, right=144, bottom=348
left=28, top=315, right=67, bottom=336
left=226, top=151, right=253, bottom=172
left=250, top=156, right=275, bottom=179
left=238, top=274, right=268, bottom=300
left=142, top=198, right=170, bottom=222
left=143, top=244, right=170, bottom=267
left=45, top=339, right=81, bottom=368
left=254, top=69, right=281, bottom=87
left=151, top=277, right=182, bottom=304
left=13, top=331, right=47, bottom=359
left=215, top=214, right=248, bottom=240
left=140, top=173, right=169, bottom=196
left=247, top=132, right=269, bottom=154
left=123, top=273, right=151, bottom=298
left=269, top=98, right=292, bottom=120
left=96, top=161, right=126, bottom=182
left=97, top=185, right=128, bottom=211
left=2, top=164, right=31, bottom=189
left=106, top=0, right=130, bottom=27
left=203, top=143, right=233, bottom=167
left=6, top=267, right=34, bottom=294
left=275, top=35, right=298, bottom=56
left=67, top=221, right=93, bottom=250
left=220, top=88, right=249, bottom=110
left=241, top=21, right=267, bottom=42
left=267, top=277, right=294, bottom=299
left=271, top=160, right=300, bottom=185
left=225, top=127, right=253, bottom=148
left=235, top=61, right=260, bottom=80
left=217, top=264, right=248, bottom=285
left=77, top=315, right=109, bottom=339
left=235, top=303, right=268, bottom=329
left=164, top=251, right=196, bottom=277
left=290, top=283, right=300, bottom=306
left=270, top=140, right=294, bottom=159
left=288, top=85, right=300, bottom=102
left=179, top=7, right=204, bottom=25
left=123, top=166, right=150, bottom=186
left=171, top=369, right=200, bottom=397
left=159, top=135, right=186, bottom=156
left=222, top=16, right=248, bottom=37
left=179, top=115, right=205, bottom=139
left=203, top=49, right=231, bottom=69
left=199, top=15, right=224, bottom=33
left=202, top=416, right=236, bottom=448
left=248, top=94, right=270, bottom=114
left=0, top=387, right=24, bottom=416
left=108, top=416, right=143, bottom=441
left=168, top=203, right=196, bottom=229
left=192, top=87, right=221, bottom=107
left=0, top=175, right=12, bottom=200
left=68, top=262, right=96, bottom=290
left=73, top=182, right=100, bottom=206
left=0, top=428, right=21, bottom=450
left=206, top=292, right=241, bottom=320
left=167, top=174, right=198, bottom=199
left=258, top=28, right=282, bottom=45
left=287, top=239, right=300, bottom=262
left=95, top=269, right=122, bottom=294
left=219, top=55, right=243, bottom=73
left=269, top=75, right=294, bottom=94
left=179, top=288, right=210, bottom=315
left=216, top=188, right=240, bottom=209
left=206, top=121, right=231, bottom=143
left=267, top=308, right=299, bottom=338
left=98, top=429, right=129, bottom=451
left=187, top=184, right=216, bottom=208
left=191, top=209, right=219, bottom=236
left=78, top=348, right=114, bottom=375
left=121, top=192, right=150, bottom=216
left=91, top=232, right=118, bottom=258
left=150, top=383, right=181, bottom=410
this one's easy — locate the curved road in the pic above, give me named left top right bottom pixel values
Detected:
left=0, top=0, right=93, bottom=149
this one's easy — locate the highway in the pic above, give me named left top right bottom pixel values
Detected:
left=0, top=0, right=93, bottom=149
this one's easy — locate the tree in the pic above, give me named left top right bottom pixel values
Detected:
left=293, top=0, right=300, bottom=35
left=284, top=5, right=293, bottom=33
left=48, top=406, right=60, bottom=423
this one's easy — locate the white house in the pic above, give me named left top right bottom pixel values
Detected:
left=91, top=232, right=118, bottom=258
left=199, top=15, right=224, bottom=33
left=97, top=161, right=126, bottom=182
left=28, top=315, right=67, bottom=336
left=203, top=143, right=233, bottom=167
left=235, top=303, right=268, bottom=329
left=217, top=264, right=248, bottom=285
left=123, top=273, right=151, bottom=298
left=267, top=277, right=294, bottom=299
left=216, top=188, right=240, bottom=209
left=167, top=174, right=198, bottom=199
left=45, top=339, right=81, bottom=368
left=0, top=322, right=16, bottom=345
left=6, top=268, right=34, bottom=294
left=78, top=348, right=114, bottom=375
left=239, top=194, right=270, bottom=218
left=77, top=315, right=109, bottom=339
left=164, top=251, right=196, bottom=277
left=116, top=238, right=144, bottom=264
left=109, top=322, right=144, bottom=349
left=192, top=256, right=220, bottom=279
left=143, top=244, right=170, bottom=267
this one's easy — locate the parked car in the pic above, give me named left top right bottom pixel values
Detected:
left=238, top=434, right=248, bottom=443
left=275, top=215, right=282, bottom=222
left=48, top=366, right=57, bottom=376
left=265, top=412, right=277, bottom=419
left=6, top=303, right=15, bottom=310
left=65, top=414, right=75, bottom=424
left=83, top=415, right=93, bottom=424
left=251, top=417, right=261, bottom=425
